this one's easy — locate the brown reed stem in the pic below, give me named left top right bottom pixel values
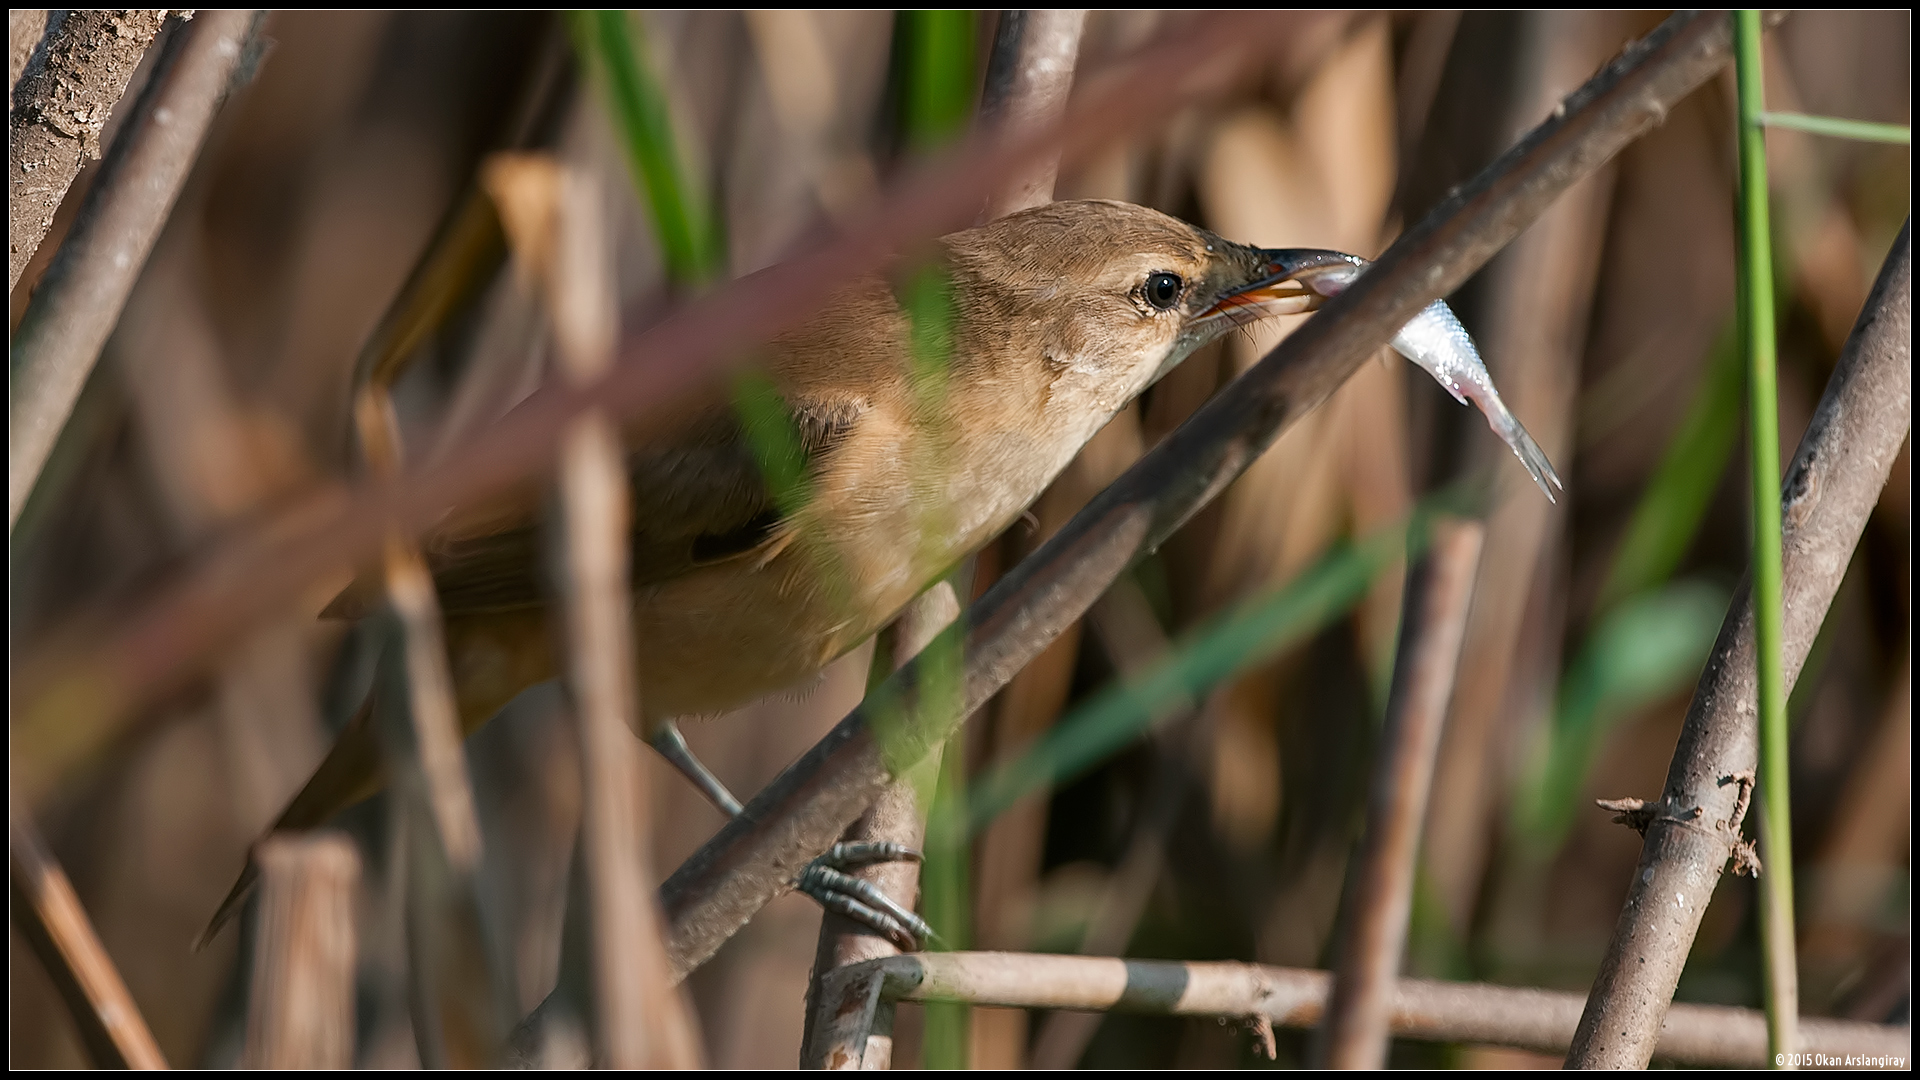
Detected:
left=978, top=9, right=1088, bottom=221
left=1319, top=519, right=1484, bottom=1068
left=353, top=391, right=484, bottom=876
left=243, top=833, right=361, bottom=1069
left=488, top=153, right=704, bottom=1068
left=10, top=812, right=168, bottom=1069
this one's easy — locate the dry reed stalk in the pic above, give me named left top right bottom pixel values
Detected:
left=11, top=9, right=258, bottom=527
left=1569, top=221, right=1910, bottom=1068
left=821, top=951, right=1909, bottom=1067
left=354, top=391, right=484, bottom=876
left=977, top=9, right=1087, bottom=222
left=243, top=832, right=360, bottom=1069
left=1318, top=520, right=1484, bottom=1068
left=486, top=152, right=703, bottom=1068
left=10, top=813, right=168, bottom=1069
left=342, top=190, right=494, bottom=1072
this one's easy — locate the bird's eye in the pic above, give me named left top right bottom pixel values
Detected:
left=1143, top=271, right=1184, bottom=311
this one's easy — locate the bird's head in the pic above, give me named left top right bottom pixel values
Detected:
left=941, top=199, right=1356, bottom=414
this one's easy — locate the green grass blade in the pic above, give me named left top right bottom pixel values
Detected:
left=1512, top=579, right=1730, bottom=852
left=1735, top=10, right=1796, bottom=1065
left=569, top=11, right=721, bottom=284
left=958, top=511, right=1427, bottom=836
left=1757, top=112, right=1910, bottom=146
left=891, top=11, right=976, bottom=1069
left=1593, top=326, right=1744, bottom=613
left=900, top=10, right=977, bottom=152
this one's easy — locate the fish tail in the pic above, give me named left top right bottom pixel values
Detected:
left=1489, top=406, right=1564, bottom=503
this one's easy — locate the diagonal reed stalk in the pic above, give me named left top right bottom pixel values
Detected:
left=1733, top=10, right=1796, bottom=1065
left=10, top=813, right=169, bottom=1069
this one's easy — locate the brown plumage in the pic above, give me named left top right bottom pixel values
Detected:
left=203, top=199, right=1323, bottom=944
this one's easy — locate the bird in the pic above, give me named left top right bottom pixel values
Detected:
left=202, top=198, right=1558, bottom=947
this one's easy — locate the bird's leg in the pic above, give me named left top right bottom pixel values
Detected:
left=648, top=719, right=745, bottom=817
left=644, top=720, right=933, bottom=949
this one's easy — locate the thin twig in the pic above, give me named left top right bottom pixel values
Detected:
left=1319, top=519, right=1484, bottom=1068
left=9, top=812, right=168, bottom=1069
left=243, top=833, right=360, bottom=1069
left=1567, top=221, right=1910, bottom=1068
left=8, top=12, right=1309, bottom=808
left=824, top=952, right=1908, bottom=1068
left=7, top=8, right=173, bottom=290
left=650, top=10, right=1752, bottom=983
left=9, top=10, right=256, bottom=527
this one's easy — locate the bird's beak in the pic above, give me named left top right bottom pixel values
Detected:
left=1200, top=248, right=1365, bottom=326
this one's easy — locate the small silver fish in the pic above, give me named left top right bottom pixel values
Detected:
left=1261, top=249, right=1564, bottom=503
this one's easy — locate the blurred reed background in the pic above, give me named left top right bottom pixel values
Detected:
left=9, top=10, right=1908, bottom=1069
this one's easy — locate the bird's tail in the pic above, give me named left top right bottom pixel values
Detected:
left=196, top=694, right=386, bottom=950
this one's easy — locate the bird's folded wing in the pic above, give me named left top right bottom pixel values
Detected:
left=321, top=395, right=866, bottom=619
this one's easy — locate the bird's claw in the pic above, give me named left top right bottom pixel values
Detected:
left=796, top=842, right=935, bottom=952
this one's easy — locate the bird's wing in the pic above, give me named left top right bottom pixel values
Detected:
left=323, top=393, right=867, bottom=619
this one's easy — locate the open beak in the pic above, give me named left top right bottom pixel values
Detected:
left=1200, top=248, right=1366, bottom=328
